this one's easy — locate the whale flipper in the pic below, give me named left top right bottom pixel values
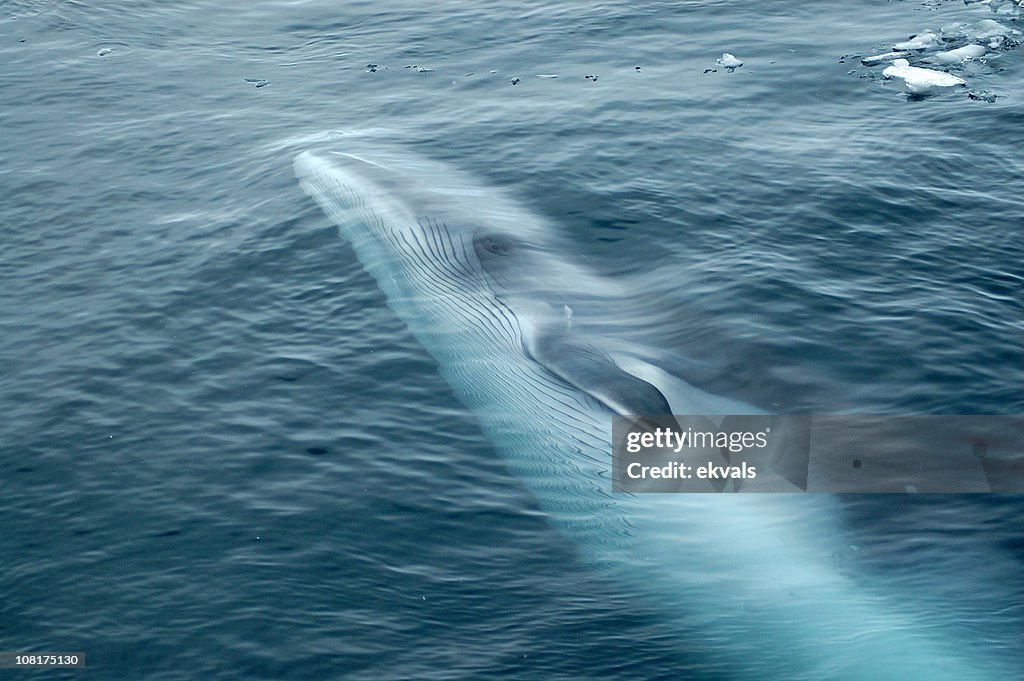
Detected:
left=528, top=334, right=674, bottom=418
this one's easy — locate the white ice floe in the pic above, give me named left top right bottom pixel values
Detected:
left=939, top=19, right=1019, bottom=48
left=717, top=53, right=743, bottom=69
left=973, top=18, right=1021, bottom=47
left=882, top=58, right=966, bottom=94
left=966, top=0, right=1024, bottom=11
left=974, top=19, right=1015, bottom=36
left=861, top=51, right=910, bottom=66
left=928, top=44, right=987, bottom=64
left=893, top=32, right=939, bottom=50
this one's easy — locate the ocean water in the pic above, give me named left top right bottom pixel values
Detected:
left=1, top=0, right=1023, bottom=679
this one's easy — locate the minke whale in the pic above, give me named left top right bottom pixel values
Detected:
left=294, top=138, right=1012, bottom=680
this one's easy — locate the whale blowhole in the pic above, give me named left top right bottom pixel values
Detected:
left=476, top=233, right=517, bottom=257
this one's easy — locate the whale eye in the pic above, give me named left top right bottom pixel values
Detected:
left=477, top=233, right=516, bottom=256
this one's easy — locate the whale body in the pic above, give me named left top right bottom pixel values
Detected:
left=294, top=139, right=1010, bottom=680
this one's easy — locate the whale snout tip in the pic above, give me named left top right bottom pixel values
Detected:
left=293, top=150, right=320, bottom=176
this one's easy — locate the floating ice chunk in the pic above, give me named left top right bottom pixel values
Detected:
left=940, top=22, right=970, bottom=39
left=928, top=44, right=987, bottom=64
left=717, top=53, right=743, bottom=70
left=968, top=89, right=998, bottom=102
left=971, top=19, right=1021, bottom=48
left=967, top=0, right=1024, bottom=11
left=861, top=51, right=910, bottom=66
left=95, top=41, right=130, bottom=57
left=893, top=32, right=939, bottom=50
left=964, top=0, right=997, bottom=7
left=882, top=58, right=966, bottom=94
left=973, top=19, right=1018, bottom=39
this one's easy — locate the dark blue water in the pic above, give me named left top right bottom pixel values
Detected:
left=2, top=1, right=1022, bottom=679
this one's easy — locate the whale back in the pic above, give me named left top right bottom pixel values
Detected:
left=294, top=142, right=1011, bottom=681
